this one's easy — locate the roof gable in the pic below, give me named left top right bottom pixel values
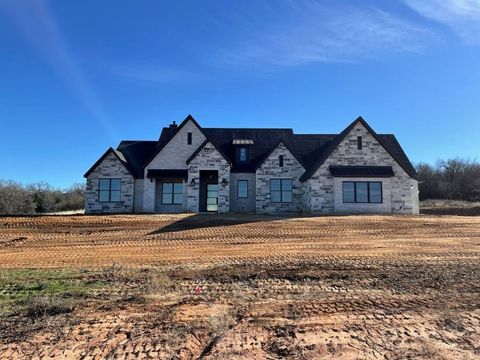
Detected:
left=143, top=114, right=208, bottom=168
left=186, top=139, right=232, bottom=165
left=299, top=117, right=416, bottom=181
left=84, top=147, right=134, bottom=178
left=254, top=141, right=304, bottom=171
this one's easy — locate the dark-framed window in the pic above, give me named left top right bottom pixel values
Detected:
left=271, top=179, right=292, bottom=203
left=162, top=183, right=183, bottom=204
left=237, top=180, right=248, bottom=198
left=99, top=178, right=121, bottom=202
left=357, top=136, right=362, bottom=150
left=279, top=155, right=284, bottom=167
left=187, top=132, right=192, bottom=145
left=343, top=181, right=382, bottom=203
left=239, top=147, right=247, bottom=162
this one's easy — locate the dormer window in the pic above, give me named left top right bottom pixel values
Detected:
left=187, top=132, right=192, bottom=145
left=239, top=148, right=247, bottom=162
left=357, top=136, right=362, bottom=150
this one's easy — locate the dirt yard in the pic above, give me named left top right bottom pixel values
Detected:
left=0, top=214, right=479, bottom=359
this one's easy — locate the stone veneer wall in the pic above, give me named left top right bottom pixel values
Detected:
left=229, top=173, right=256, bottom=213
left=256, top=143, right=305, bottom=213
left=85, top=152, right=134, bottom=213
left=308, top=122, right=419, bottom=214
left=187, top=142, right=230, bottom=213
left=142, top=120, right=207, bottom=212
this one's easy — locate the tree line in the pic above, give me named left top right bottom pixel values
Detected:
left=0, top=180, right=84, bottom=215
left=0, top=157, right=478, bottom=215
left=416, top=158, right=480, bottom=201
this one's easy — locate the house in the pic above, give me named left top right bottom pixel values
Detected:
left=84, top=115, right=419, bottom=215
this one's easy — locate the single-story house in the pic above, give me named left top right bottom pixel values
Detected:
left=84, top=115, right=419, bottom=214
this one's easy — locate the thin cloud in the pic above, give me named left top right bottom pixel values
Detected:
left=404, top=0, right=480, bottom=44
left=219, top=2, right=433, bottom=68
left=0, top=0, right=117, bottom=140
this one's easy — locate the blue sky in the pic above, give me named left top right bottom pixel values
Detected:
left=0, top=0, right=479, bottom=188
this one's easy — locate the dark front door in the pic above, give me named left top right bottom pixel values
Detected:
left=206, top=184, right=218, bottom=212
left=199, top=170, right=219, bottom=212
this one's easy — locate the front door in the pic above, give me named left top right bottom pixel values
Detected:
left=206, top=184, right=218, bottom=212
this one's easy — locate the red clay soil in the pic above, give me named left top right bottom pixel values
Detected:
left=0, top=214, right=479, bottom=359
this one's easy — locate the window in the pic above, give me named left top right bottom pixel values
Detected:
left=237, top=180, right=248, bottom=198
left=162, top=183, right=183, bottom=204
left=271, top=179, right=292, bottom=203
left=342, top=181, right=382, bottom=203
left=187, top=132, right=192, bottom=145
left=279, top=155, right=284, bottom=167
left=99, top=178, right=121, bottom=202
left=239, top=148, right=247, bottom=162
left=357, top=136, right=362, bottom=150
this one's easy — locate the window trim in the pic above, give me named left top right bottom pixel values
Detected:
left=270, top=178, right=293, bottom=203
left=342, top=181, right=383, bottom=204
left=161, top=182, right=183, bottom=205
left=187, top=132, right=192, bottom=145
left=237, top=180, right=248, bottom=198
left=98, top=178, right=121, bottom=202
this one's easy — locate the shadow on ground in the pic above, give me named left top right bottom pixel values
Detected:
left=148, top=213, right=316, bottom=234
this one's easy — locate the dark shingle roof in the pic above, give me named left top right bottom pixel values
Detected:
left=94, top=116, right=416, bottom=181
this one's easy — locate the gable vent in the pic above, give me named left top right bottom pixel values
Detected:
left=233, top=139, right=254, bottom=145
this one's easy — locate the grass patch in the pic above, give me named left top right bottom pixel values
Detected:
left=0, top=268, right=102, bottom=315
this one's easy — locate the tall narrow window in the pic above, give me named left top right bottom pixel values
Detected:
left=271, top=179, right=292, bottom=203
left=98, top=178, right=121, bottom=202
left=357, top=136, right=362, bottom=150
left=239, top=148, right=247, bottom=162
left=279, top=155, right=284, bottom=167
left=187, top=132, right=192, bottom=145
left=237, top=180, right=248, bottom=198
left=162, top=183, right=183, bottom=204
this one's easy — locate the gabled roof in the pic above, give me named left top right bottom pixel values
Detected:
left=186, top=139, right=232, bottom=166
left=299, top=116, right=417, bottom=181
left=88, top=115, right=417, bottom=181
left=253, top=141, right=305, bottom=170
left=84, top=147, right=134, bottom=178
left=143, top=114, right=209, bottom=168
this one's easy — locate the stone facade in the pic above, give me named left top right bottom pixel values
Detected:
left=187, top=142, right=231, bottom=213
left=229, top=173, right=256, bottom=212
left=256, top=143, right=305, bottom=213
left=85, top=118, right=419, bottom=215
left=308, top=122, right=419, bottom=214
left=143, top=120, right=206, bottom=212
left=85, top=152, right=134, bottom=213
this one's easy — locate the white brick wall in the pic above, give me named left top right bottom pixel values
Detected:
left=85, top=152, right=134, bottom=213
left=187, top=142, right=230, bottom=213
left=256, top=143, right=305, bottom=213
left=308, top=122, right=419, bottom=214
left=143, top=120, right=206, bottom=212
